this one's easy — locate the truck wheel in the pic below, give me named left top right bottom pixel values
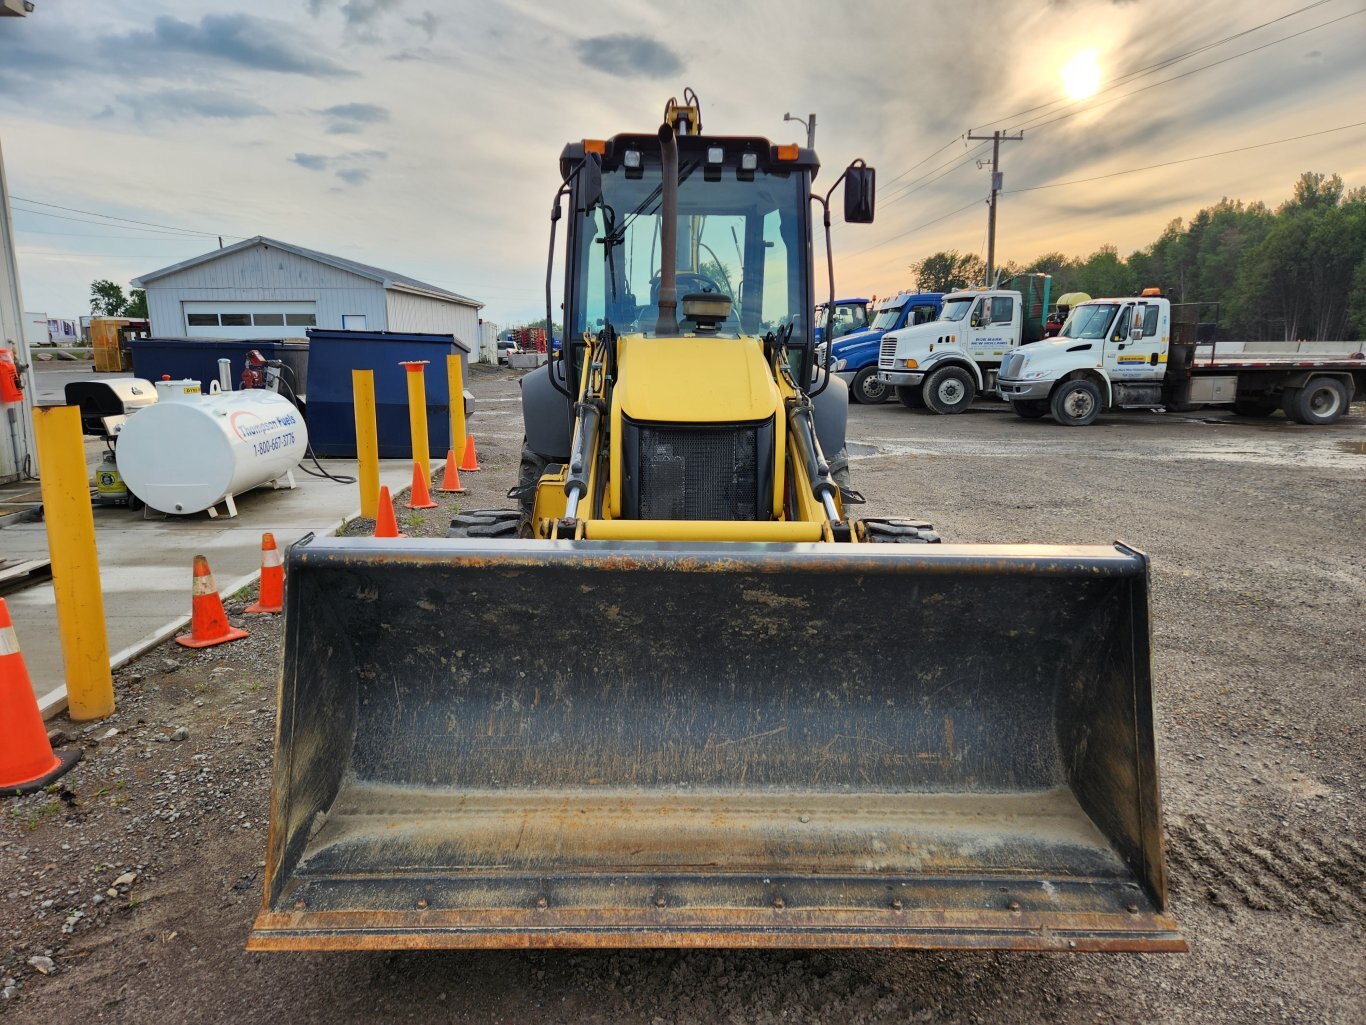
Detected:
left=851, top=366, right=889, bottom=404
left=447, top=510, right=522, bottom=539
left=896, top=386, right=925, bottom=409
left=1282, top=377, right=1348, bottom=425
left=1231, top=397, right=1278, bottom=417
left=860, top=518, right=940, bottom=544
left=1050, top=379, right=1102, bottom=427
left=1010, top=400, right=1048, bottom=419
left=923, top=366, right=976, bottom=414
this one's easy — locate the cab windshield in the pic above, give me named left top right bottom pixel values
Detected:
left=1060, top=303, right=1118, bottom=340
left=871, top=305, right=903, bottom=330
left=939, top=298, right=973, bottom=322
left=574, top=163, right=807, bottom=343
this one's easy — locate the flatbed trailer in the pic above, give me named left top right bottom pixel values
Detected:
left=996, top=293, right=1366, bottom=426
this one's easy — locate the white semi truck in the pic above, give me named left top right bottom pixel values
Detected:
left=876, top=274, right=1050, bottom=413
left=996, top=291, right=1365, bottom=426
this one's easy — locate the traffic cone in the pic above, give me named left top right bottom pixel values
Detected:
left=407, top=461, right=438, bottom=510
left=436, top=449, right=466, bottom=494
left=0, top=599, right=82, bottom=796
left=245, top=532, right=283, bottom=615
left=459, top=434, right=481, bottom=472
left=374, top=486, right=406, bottom=538
left=176, top=555, right=249, bottom=649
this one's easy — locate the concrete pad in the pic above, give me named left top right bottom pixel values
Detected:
left=0, top=457, right=427, bottom=715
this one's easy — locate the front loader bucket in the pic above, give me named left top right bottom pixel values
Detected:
left=250, top=538, right=1183, bottom=953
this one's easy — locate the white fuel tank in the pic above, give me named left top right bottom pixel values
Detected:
left=118, top=380, right=307, bottom=515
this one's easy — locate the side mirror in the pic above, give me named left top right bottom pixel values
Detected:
left=579, top=154, right=603, bottom=213
left=843, top=161, right=875, bottom=223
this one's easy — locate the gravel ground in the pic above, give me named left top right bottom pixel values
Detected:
left=2, top=364, right=1362, bottom=1023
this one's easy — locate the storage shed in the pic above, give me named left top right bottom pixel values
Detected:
left=131, top=237, right=482, bottom=343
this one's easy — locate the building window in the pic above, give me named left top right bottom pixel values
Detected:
left=285, top=313, right=317, bottom=327
left=341, top=314, right=367, bottom=330
left=187, top=313, right=219, bottom=327
left=252, top=313, right=285, bottom=326
left=220, top=313, right=251, bottom=327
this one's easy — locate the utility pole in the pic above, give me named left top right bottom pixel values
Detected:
left=966, top=129, right=1023, bottom=285
left=783, top=112, right=816, bottom=149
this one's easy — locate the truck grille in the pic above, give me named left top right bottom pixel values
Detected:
left=638, top=425, right=759, bottom=521
left=1001, top=352, right=1025, bottom=380
left=878, top=335, right=898, bottom=368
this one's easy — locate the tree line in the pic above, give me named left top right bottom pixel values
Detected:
left=906, top=172, right=1366, bottom=341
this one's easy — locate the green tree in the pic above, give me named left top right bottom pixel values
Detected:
left=90, top=279, right=129, bottom=316
left=126, top=289, right=148, bottom=318
left=912, top=250, right=985, bottom=292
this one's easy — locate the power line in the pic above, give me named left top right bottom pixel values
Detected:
left=882, top=142, right=993, bottom=206
left=10, top=204, right=246, bottom=240
left=1012, top=7, right=1366, bottom=136
left=971, top=0, right=1340, bottom=133
left=1001, top=119, right=1366, bottom=195
left=848, top=197, right=988, bottom=259
left=874, top=0, right=1353, bottom=205
left=9, top=195, right=244, bottom=239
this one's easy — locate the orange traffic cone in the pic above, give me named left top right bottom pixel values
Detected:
left=407, top=461, right=438, bottom=510
left=459, top=434, right=481, bottom=472
left=245, top=532, right=283, bottom=614
left=436, top=449, right=466, bottom=494
left=374, top=485, right=407, bottom=538
left=176, top=555, right=249, bottom=649
left=0, top=599, right=82, bottom=796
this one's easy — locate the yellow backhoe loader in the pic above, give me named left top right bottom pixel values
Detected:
left=250, top=93, right=1183, bottom=954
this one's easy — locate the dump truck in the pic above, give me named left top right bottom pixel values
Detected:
left=998, top=291, right=1366, bottom=426
left=251, top=94, right=1184, bottom=954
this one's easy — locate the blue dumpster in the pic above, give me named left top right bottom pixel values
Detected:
left=304, top=329, right=470, bottom=458
left=129, top=338, right=310, bottom=397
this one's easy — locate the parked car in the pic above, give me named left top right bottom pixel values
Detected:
left=497, top=339, right=519, bottom=365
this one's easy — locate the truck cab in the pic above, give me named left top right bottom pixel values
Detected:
left=877, top=282, right=1043, bottom=413
left=825, top=291, right=942, bottom=403
left=814, top=298, right=871, bottom=347
left=997, top=293, right=1173, bottom=425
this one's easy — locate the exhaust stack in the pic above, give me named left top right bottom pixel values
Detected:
left=654, top=123, right=679, bottom=336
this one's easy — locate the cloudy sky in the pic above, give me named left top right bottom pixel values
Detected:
left=3, top=0, right=1365, bottom=323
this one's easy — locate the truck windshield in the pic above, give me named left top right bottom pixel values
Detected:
left=575, top=163, right=807, bottom=343
left=939, top=298, right=973, bottom=322
left=1060, top=304, right=1118, bottom=340
left=871, top=305, right=904, bottom=330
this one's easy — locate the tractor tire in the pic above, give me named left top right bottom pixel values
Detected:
left=516, top=441, right=549, bottom=522
left=896, top=385, right=926, bottom=409
left=1050, top=379, right=1103, bottom=427
left=1281, top=377, right=1349, bottom=425
left=861, top=517, right=941, bottom=544
left=1010, top=399, right=1049, bottom=419
left=850, top=366, right=889, bottom=404
left=922, top=366, right=976, bottom=415
left=447, top=510, right=522, bottom=539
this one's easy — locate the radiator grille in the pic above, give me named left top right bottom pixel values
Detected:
left=638, top=426, right=759, bottom=521
left=878, top=335, right=899, bottom=368
left=1001, top=352, right=1025, bottom=380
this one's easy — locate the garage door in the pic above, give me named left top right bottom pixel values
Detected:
left=182, top=301, right=317, bottom=339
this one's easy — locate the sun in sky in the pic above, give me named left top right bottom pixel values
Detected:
left=1060, top=49, right=1103, bottom=101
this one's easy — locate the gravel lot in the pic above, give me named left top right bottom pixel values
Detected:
left=3, top=364, right=1362, bottom=1024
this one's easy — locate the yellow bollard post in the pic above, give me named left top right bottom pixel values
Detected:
left=352, top=369, right=379, bottom=519
left=447, top=353, right=466, bottom=469
left=400, top=361, right=431, bottom=482
left=32, top=405, right=113, bottom=720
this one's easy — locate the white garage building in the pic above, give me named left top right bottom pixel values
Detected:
left=132, top=236, right=482, bottom=341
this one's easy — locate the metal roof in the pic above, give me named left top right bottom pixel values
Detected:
left=131, top=236, right=482, bottom=308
